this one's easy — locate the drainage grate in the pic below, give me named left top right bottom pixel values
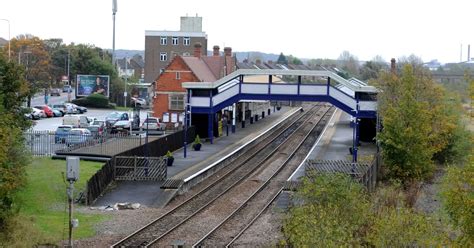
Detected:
left=160, top=179, right=184, bottom=189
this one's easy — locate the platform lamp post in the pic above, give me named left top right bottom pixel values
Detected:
left=112, top=0, right=117, bottom=65
left=0, top=19, right=10, bottom=61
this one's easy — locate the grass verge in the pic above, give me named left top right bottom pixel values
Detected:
left=16, top=157, right=109, bottom=244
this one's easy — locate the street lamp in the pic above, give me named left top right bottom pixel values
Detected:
left=112, top=0, right=117, bottom=64
left=0, top=18, right=10, bottom=61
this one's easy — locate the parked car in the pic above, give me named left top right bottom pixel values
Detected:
left=62, top=85, right=72, bottom=93
left=141, top=117, right=166, bottom=131
left=131, top=97, right=147, bottom=107
left=51, top=104, right=67, bottom=115
left=106, top=112, right=129, bottom=128
left=65, top=103, right=87, bottom=113
left=65, top=128, right=93, bottom=145
left=51, top=108, right=64, bottom=117
left=23, top=107, right=41, bottom=120
left=33, top=105, right=53, bottom=118
left=50, top=88, right=61, bottom=96
left=62, top=115, right=92, bottom=128
left=91, top=119, right=107, bottom=132
left=87, top=124, right=106, bottom=142
left=55, top=125, right=73, bottom=143
left=110, top=120, right=132, bottom=134
left=32, top=107, right=46, bottom=118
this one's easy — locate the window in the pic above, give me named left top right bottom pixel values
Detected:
left=172, top=37, right=179, bottom=45
left=169, top=94, right=185, bottom=110
left=160, top=68, right=165, bottom=74
left=160, top=37, right=167, bottom=45
left=183, top=52, right=190, bottom=56
left=183, top=37, right=190, bottom=46
left=176, top=72, right=181, bottom=79
left=160, top=52, right=167, bottom=61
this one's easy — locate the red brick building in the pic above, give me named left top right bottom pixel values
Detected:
left=152, top=43, right=236, bottom=127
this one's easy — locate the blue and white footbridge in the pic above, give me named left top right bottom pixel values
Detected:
left=182, top=69, right=378, bottom=161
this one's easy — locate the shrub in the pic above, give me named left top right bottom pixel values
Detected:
left=193, top=135, right=202, bottom=145
left=283, top=173, right=370, bottom=246
left=367, top=207, right=445, bottom=246
left=72, top=93, right=111, bottom=108
left=440, top=163, right=474, bottom=245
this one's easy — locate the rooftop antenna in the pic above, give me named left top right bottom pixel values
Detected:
left=460, top=44, right=463, bottom=62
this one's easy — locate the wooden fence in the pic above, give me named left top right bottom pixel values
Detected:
left=85, top=160, right=114, bottom=205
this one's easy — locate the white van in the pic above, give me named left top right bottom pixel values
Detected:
left=62, top=115, right=92, bottom=128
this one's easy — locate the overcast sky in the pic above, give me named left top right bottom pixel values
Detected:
left=1, top=0, right=473, bottom=63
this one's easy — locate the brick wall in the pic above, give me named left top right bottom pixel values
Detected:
left=153, top=56, right=199, bottom=120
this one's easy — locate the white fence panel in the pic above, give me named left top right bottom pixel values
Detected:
left=242, top=84, right=268, bottom=94
left=213, top=84, right=239, bottom=105
left=329, top=87, right=356, bottom=109
left=359, top=101, right=377, bottom=111
left=271, top=84, right=297, bottom=94
left=300, top=85, right=327, bottom=95
left=190, top=97, right=210, bottom=107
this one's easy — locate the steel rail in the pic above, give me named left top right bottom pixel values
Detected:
left=144, top=105, right=326, bottom=247
left=194, top=107, right=333, bottom=247
left=112, top=105, right=320, bottom=247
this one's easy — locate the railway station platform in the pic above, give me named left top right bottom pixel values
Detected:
left=287, top=109, right=377, bottom=181
left=93, top=105, right=300, bottom=208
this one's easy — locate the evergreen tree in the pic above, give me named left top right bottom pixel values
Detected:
left=276, top=52, right=288, bottom=65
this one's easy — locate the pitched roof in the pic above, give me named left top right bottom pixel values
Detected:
left=182, top=57, right=217, bottom=82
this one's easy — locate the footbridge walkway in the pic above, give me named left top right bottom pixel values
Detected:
left=182, top=69, right=378, bottom=162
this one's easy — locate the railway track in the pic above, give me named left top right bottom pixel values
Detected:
left=112, top=106, right=321, bottom=247
left=190, top=106, right=334, bottom=247
left=112, top=104, right=330, bottom=247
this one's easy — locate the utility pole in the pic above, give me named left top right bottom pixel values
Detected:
left=124, top=56, right=127, bottom=107
left=66, top=157, right=80, bottom=248
left=112, top=0, right=117, bottom=64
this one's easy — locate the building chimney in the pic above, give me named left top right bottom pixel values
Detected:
left=213, top=45, right=220, bottom=56
left=194, top=42, right=202, bottom=58
left=390, top=58, right=396, bottom=74
left=224, top=47, right=232, bottom=57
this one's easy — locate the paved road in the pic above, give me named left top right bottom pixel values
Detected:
left=31, top=89, right=75, bottom=106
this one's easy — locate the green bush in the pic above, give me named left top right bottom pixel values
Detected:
left=283, top=173, right=370, bottom=246
left=72, top=93, right=111, bottom=108
left=441, top=163, right=474, bottom=245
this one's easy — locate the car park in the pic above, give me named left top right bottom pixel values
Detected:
left=141, top=117, right=166, bottom=131
left=50, top=88, right=61, bottom=96
left=87, top=124, right=106, bottom=142
left=64, top=128, right=93, bottom=145
left=55, top=125, right=73, bottom=143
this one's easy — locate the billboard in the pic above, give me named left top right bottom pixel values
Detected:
left=76, top=75, right=110, bottom=97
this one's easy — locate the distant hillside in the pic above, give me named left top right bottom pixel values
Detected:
left=234, top=51, right=280, bottom=62
left=111, top=49, right=281, bottom=63
left=113, top=49, right=144, bottom=59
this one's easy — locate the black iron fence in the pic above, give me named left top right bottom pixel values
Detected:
left=114, top=156, right=166, bottom=181
left=84, top=127, right=196, bottom=205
